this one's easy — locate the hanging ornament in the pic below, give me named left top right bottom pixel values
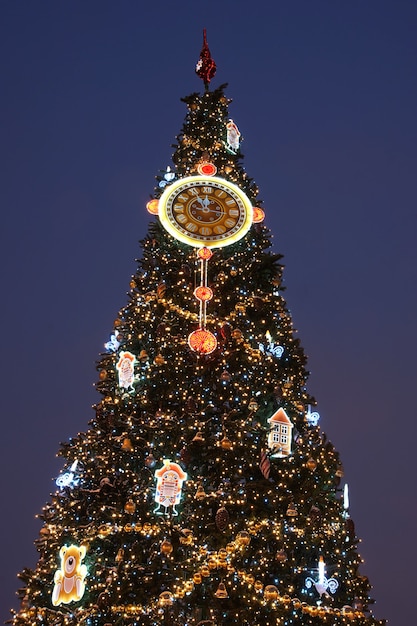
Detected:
left=160, top=539, right=173, bottom=555
left=116, top=351, right=136, bottom=390
left=154, top=460, right=188, bottom=516
left=306, top=457, right=317, bottom=471
left=159, top=591, right=174, bottom=607
left=195, top=29, right=216, bottom=88
left=220, top=435, right=233, bottom=450
left=188, top=328, right=217, bottom=354
left=259, top=449, right=271, bottom=480
left=226, top=119, right=241, bottom=154
left=51, top=545, right=87, bottom=606
left=195, top=483, right=207, bottom=500
left=194, top=285, right=213, bottom=301
left=146, top=198, right=159, bottom=215
left=267, top=408, right=293, bottom=457
left=197, top=162, right=217, bottom=177
left=264, top=585, right=279, bottom=601
left=276, top=549, right=288, bottom=562
left=121, top=437, right=133, bottom=451
left=115, top=548, right=124, bottom=562
left=305, top=557, right=339, bottom=598
left=286, top=502, right=298, bottom=517
left=145, top=452, right=156, bottom=468
left=220, top=370, right=231, bottom=382
left=214, top=582, right=229, bottom=599
left=139, top=349, right=149, bottom=361
left=124, top=499, right=136, bottom=514
left=236, top=531, right=251, bottom=547
left=252, top=207, right=265, bottom=223
left=197, top=246, right=213, bottom=261
left=215, top=506, right=229, bottom=532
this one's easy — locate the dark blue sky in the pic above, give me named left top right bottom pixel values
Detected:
left=1, top=2, right=416, bottom=624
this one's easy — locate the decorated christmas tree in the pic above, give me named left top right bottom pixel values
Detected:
left=11, top=33, right=386, bottom=626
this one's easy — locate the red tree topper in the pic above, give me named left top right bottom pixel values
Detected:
left=195, top=29, right=216, bottom=89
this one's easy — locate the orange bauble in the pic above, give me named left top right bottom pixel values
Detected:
left=194, top=286, right=213, bottom=301
left=197, top=246, right=213, bottom=260
left=146, top=198, right=159, bottom=215
left=252, top=206, right=265, bottom=223
left=188, top=329, right=217, bottom=354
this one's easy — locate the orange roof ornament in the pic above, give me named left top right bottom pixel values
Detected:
left=195, top=29, right=217, bottom=89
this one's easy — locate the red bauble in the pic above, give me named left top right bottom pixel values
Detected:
left=197, top=162, right=217, bottom=176
left=188, top=329, right=217, bottom=354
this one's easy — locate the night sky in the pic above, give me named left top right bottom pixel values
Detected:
left=1, top=2, right=416, bottom=624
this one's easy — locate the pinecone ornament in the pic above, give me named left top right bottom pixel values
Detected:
left=215, top=506, right=229, bottom=532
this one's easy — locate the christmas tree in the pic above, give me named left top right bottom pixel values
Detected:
left=11, top=33, right=385, bottom=626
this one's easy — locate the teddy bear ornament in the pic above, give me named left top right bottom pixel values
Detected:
left=51, top=544, right=87, bottom=606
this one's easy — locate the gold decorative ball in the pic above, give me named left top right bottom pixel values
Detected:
left=220, top=436, right=233, bottom=450
left=306, top=457, right=317, bottom=471
left=264, top=585, right=279, bottom=601
left=236, top=531, right=251, bottom=547
left=160, top=540, right=173, bottom=555
left=124, top=499, right=136, bottom=514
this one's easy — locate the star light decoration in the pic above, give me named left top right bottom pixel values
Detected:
left=305, top=556, right=339, bottom=599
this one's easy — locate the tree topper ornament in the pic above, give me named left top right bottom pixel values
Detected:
left=154, top=459, right=187, bottom=516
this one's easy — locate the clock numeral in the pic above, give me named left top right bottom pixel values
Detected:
left=176, top=214, right=188, bottom=224
left=202, top=186, right=213, bottom=194
left=228, top=209, right=239, bottom=217
left=213, top=225, right=226, bottom=235
left=215, top=190, right=226, bottom=198
left=186, top=222, right=198, bottom=232
left=199, top=226, right=212, bottom=235
left=174, top=203, right=185, bottom=212
left=178, top=194, right=188, bottom=202
left=224, top=218, right=236, bottom=228
left=225, top=199, right=237, bottom=206
left=189, top=188, right=200, bottom=196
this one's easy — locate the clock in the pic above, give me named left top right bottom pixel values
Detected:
left=157, top=175, right=253, bottom=248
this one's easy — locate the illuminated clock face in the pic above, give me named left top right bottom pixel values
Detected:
left=158, top=175, right=253, bottom=248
